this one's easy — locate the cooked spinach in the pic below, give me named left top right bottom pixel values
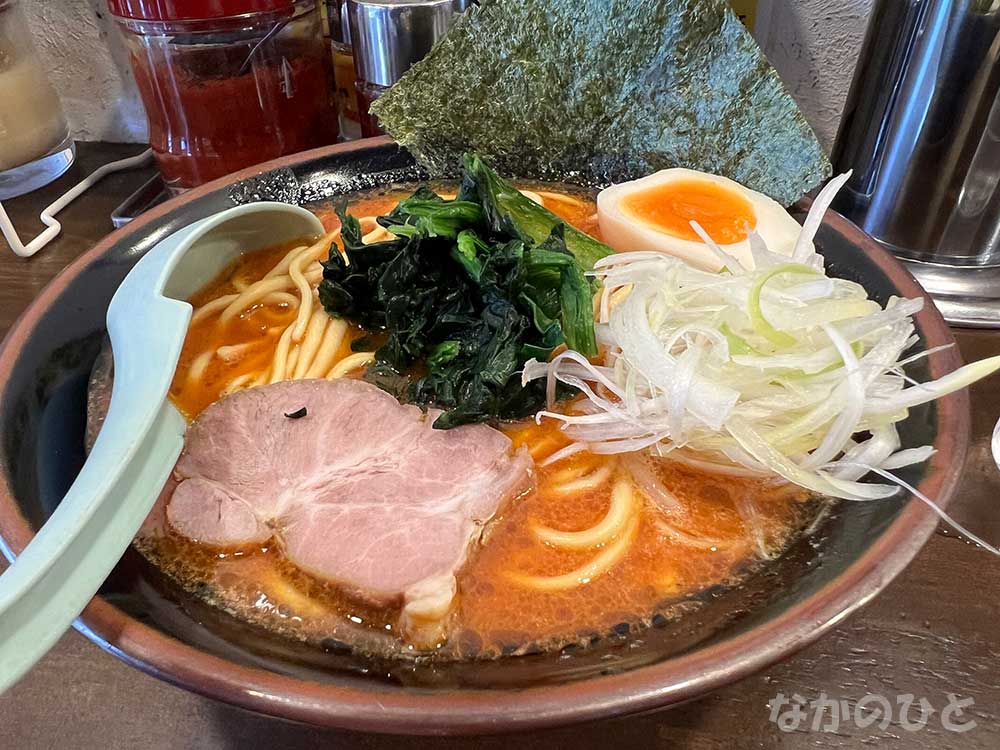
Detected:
left=318, top=155, right=609, bottom=428
left=460, top=154, right=612, bottom=272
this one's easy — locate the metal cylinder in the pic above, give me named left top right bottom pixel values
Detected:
left=833, top=0, right=1000, bottom=267
left=347, top=0, right=468, bottom=88
left=831, top=0, right=1000, bottom=326
left=327, top=0, right=351, bottom=45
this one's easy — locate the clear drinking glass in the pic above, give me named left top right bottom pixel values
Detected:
left=0, top=0, right=75, bottom=200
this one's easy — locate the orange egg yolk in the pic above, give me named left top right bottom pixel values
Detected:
left=621, top=178, right=757, bottom=245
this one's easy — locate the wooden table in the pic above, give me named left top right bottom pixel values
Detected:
left=0, top=143, right=997, bottom=749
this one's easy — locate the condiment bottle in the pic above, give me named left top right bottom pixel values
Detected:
left=347, top=0, right=469, bottom=138
left=327, top=0, right=361, bottom=140
left=108, top=0, right=338, bottom=194
left=0, top=0, right=75, bottom=199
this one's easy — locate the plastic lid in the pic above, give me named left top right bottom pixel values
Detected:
left=106, top=0, right=300, bottom=22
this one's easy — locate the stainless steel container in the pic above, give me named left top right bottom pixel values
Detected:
left=347, top=0, right=469, bottom=135
left=348, top=0, right=468, bottom=87
left=832, top=0, right=1000, bottom=326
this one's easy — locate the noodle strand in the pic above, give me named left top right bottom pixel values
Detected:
left=191, top=293, right=239, bottom=325
left=547, top=463, right=614, bottom=495
left=216, top=342, right=257, bottom=363
left=286, top=344, right=301, bottom=377
left=221, top=276, right=301, bottom=322
left=536, top=190, right=586, bottom=207
left=292, top=307, right=330, bottom=379
left=534, top=474, right=632, bottom=549
left=327, top=351, right=375, bottom=379
left=187, top=350, right=213, bottom=383
left=288, top=252, right=317, bottom=342
left=263, top=243, right=310, bottom=279
left=220, top=371, right=256, bottom=397
left=269, top=325, right=296, bottom=384
left=511, top=513, right=639, bottom=591
left=305, top=319, right=348, bottom=379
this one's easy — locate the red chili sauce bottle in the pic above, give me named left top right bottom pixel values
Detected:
left=109, top=0, right=338, bottom=194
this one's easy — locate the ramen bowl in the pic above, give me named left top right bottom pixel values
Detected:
left=0, top=139, right=969, bottom=734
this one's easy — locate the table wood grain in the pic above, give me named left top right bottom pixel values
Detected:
left=0, top=143, right=997, bottom=749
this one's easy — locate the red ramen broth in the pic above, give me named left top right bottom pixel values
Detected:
left=139, top=185, right=816, bottom=658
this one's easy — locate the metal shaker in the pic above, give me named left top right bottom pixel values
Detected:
left=832, top=0, right=1000, bottom=326
left=347, top=0, right=470, bottom=137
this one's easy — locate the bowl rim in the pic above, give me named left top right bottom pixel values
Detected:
left=0, top=138, right=970, bottom=734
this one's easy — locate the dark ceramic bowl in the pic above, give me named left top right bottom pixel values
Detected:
left=0, top=139, right=969, bottom=734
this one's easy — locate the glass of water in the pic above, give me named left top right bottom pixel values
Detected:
left=0, top=0, right=75, bottom=200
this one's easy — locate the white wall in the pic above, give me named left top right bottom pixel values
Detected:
left=755, top=0, right=876, bottom=151
left=18, top=0, right=874, bottom=151
left=22, top=0, right=146, bottom=142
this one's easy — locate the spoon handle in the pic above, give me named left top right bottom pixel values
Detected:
left=0, top=201, right=325, bottom=692
left=0, top=233, right=192, bottom=693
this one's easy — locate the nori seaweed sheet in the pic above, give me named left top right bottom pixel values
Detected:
left=371, top=0, right=831, bottom=206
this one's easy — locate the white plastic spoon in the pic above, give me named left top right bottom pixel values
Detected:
left=0, top=201, right=325, bottom=692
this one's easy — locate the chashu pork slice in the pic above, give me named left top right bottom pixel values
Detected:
left=164, top=378, right=533, bottom=644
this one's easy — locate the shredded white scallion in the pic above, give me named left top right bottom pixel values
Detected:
left=522, top=175, right=1000, bottom=554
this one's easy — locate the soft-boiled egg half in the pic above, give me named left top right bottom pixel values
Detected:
left=596, top=169, right=806, bottom=270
